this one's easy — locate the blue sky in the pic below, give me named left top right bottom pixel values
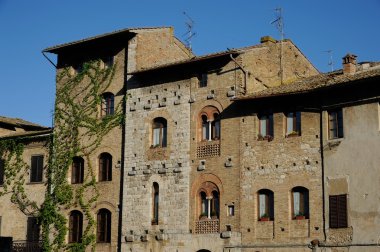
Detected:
left=0, top=0, right=379, bottom=126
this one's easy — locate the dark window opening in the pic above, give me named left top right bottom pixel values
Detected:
left=27, top=217, right=40, bottom=242
left=292, top=186, right=309, bottom=219
left=152, top=182, right=159, bottom=225
left=97, top=209, right=111, bottom=243
left=258, top=189, right=274, bottom=221
left=102, top=93, right=115, bottom=116
left=329, top=194, right=348, bottom=228
left=99, top=153, right=112, bottom=182
left=328, top=109, right=344, bottom=139
left=198, top=73, right=208, bottom=88
left=72, top=157, right=84, bottom=184
left=0, top=159, right=4, bottom=185
left=69, top=211, right=83, bottom=243
left=31, top=155, right=43, bottom=183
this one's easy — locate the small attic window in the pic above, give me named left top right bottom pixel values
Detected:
left=198, top=73, right=208, bottom=88
left=102, top=56, right=114, bottom=69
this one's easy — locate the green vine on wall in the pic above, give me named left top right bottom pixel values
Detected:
left=0, top=59, right=123, bottom=251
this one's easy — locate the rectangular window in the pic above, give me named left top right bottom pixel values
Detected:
left=31, top=155, right=43, bottom=183
left=27, top=217, right=40, bottom=242
left=286, top=112, right=301, bottom=136
left=259, top=114, right=274, bottom=138
left=102, top=56, right=114, bottom=69
left=329, top=194, right=348, bottom=228
left=228, top=205, right=235, bottom=216
left=0, top=159, right=4, bottom=185
left=328, top=109, right=344, bottom=139
left=198, top=73, right=208, bottom=88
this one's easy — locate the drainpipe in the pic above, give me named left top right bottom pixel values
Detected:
left=319, top=108, right=327, bottom=242
left=230, top=54, right=248, bottom=94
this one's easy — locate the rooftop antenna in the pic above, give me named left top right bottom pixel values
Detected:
left=324, top=50, right=334, bottom=72
left=271, top=7, right=285, bottom=84
left=183, top=11, right=196, bottom=51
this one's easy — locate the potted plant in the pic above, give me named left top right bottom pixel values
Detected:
left=286, top=131, right=299, bottom=138
left=295, top=212, right=305, bottom=220
left=211, top=211, right=218, bottom=219
left=260, top=213, right=270, bottom=221
left=199, top=212, right=208, bottom=220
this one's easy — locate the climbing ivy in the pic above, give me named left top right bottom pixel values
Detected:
left=0, top=59, right=123, bottom=251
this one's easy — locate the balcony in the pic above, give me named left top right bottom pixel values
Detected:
left=195, top=219, right=220, bottom=234
left=197, top=140, right=220, bottom=158
left=13, top=240, right=42, bottom=252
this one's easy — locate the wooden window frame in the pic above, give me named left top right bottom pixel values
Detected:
left=152, top=118, right=167, bottom=148
left=71, top=157, right=84, bottom=184
left=258, top=113, right=274, bottom=139
left=258, top=189, right=274, bottom=221
left=30, top=155, right=44, bottom=183
left=27, top=217, right=40, bottom=242
left=285, top=112, right=301, bottom=136
left=97, top=209, right=111, bottom=243
left=291, top=186, right=309, bottom=219
left=99, top=153, right=112, bottom=182
left=329, top=194, right=348, bottom=228
left=198, top=73, right=208, bottom=88
left=101, top=93, right=115, bottom=116
left=328, top=109, right=344, bottom=139
left=69, top=211, right=83, bottom=243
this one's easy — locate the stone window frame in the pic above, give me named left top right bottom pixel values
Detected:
left=98, top=152, right=112, bottom=182
left=152, top=182, right=159, bottom=225
left=68, top=210, right=83, bottom=243
left=152, top=117, right=168, bottom=148
left=198, top=106, right=221, bottom=142
left=96, top=208, right=111, bottom=243
left=291, top=186, right=309, bottom=219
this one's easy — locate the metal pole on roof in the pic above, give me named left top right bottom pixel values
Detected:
left=271, top=7, right=284, bottom=85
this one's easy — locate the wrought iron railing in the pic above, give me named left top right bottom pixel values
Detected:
left=13, top=240, right=42, bottom=252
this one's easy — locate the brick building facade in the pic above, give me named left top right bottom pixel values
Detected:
left=1, top=27, right=379, bottom=252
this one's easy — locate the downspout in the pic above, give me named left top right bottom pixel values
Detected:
left=117, top=47, right=128, bottom=252
left=230, top=54, right=247, bottom=94
left=319, top=108, right=327, bottom=242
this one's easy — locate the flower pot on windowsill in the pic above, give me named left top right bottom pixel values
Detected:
left=295, top=215, right=305, bottom=220
left=286, top=131, right=300, bottom=138
left=257, top=134, right=273, bottom=142
left=259, top=217, right=270, bottom=221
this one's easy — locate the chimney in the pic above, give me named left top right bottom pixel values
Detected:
left=260, top=36, right=276, bottom=44
left=342, top=53, right=357, bottom=74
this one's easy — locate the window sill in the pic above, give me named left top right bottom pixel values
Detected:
left=257, top=136, right=274, bottom=142
left=98, top=180, right=112, bottom=183
left=285, top=133, right=301, bottom=138
left=27, top=181, right=44, bottom=185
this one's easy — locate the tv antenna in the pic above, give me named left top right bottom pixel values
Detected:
left=324, top=50, right=334, bottom=72
left=183, top=11, right=196, bottom=51
left=271, top=7, right=285, bottom=84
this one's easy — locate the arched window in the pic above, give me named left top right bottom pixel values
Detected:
left=198, top=182, right=220, bottom=219
left=69, top=210, right=83, bottom=243
left=292, top=186, right=309, bottom=219
left=152, top=182, right=159, bottom=225
left=102, top=93, right=114, bottom=116
left=152, top=118, right=167, bottom=147
left=97, top=209, right=111, bottom=243
left=72, top=157, right=84, bottom=184
left=258, top=189, right=274, bottom=221
left=99, top=153, right=112, bottom=182
left=199, top=106, right=220, bottom=141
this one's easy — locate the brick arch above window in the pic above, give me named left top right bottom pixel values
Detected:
left=191, top=173, right=224, bottom=198
left=198, top=106, right=221, bottom=142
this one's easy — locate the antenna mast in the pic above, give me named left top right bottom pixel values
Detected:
left=271, top=7, right=285, bottom=84
left=324, top=50, right=334, bottom=72
left=183, top=11, right=196, bottom=51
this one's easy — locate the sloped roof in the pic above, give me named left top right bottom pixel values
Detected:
left=0, top=116, right=49, bottom=129
left=129, top=49, right=244, bottom=74
left=0, top=129, right=52, bottom=139
left=43, top=26, right=173, bottom=53
left=235, top=65, right=380, bottom=100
